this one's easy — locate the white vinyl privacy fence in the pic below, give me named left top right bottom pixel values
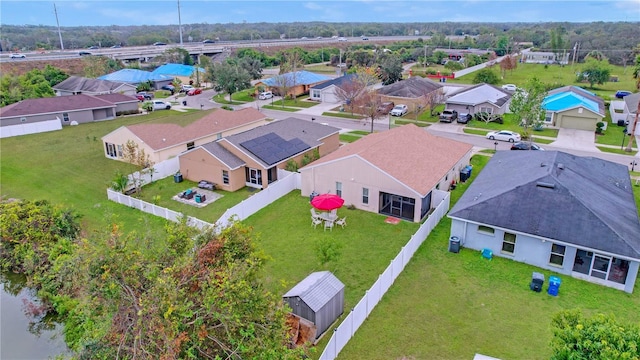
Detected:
left=319, top=191, right=451, bottom=360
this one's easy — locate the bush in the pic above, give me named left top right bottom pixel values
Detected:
left=596, top=121, right=605, bottom=134
left=220, top=105, right=234, bottom=111
left=473, top=68, right=499, bottom=84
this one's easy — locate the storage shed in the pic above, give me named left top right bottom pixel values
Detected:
left=283, top=271, right=345, bottom=340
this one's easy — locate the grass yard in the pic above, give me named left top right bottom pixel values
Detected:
left=262, top=105, right=300, bottom=112
left=394, top=119, right=431, bottom=127
left=213, top=92, right=253, bottom=104
left=271, top=96, right=317, bottom=108
left=465, top=114, right=559, bottom=139
left=321, top=112, right=364, bottom=120
left=337, top=154, right=640, bottom=360
left=463, top=128, right=489, bottom=136
left=304, top=64, right=340, bottom=74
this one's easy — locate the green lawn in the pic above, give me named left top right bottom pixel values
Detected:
left=339, top=134, right=361, bottom=143
left=271, top=96, right=317, bottom=108
left=394, top=119, right=431, bottom=127
left=321, top=112, right=364, bottom=120
left=463, top=128, right=489, bottom=136
left=304, top=64, right=340, bottom=74
left=262, top=105, right=300, bottom=112
left=465, top=114, right=559, bottom=138
left=213, top=92, right=252, bottom=104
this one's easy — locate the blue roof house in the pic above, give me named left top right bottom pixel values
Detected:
left=258, top=70, right=331, bottom=98
left=152, top=63, right=206, bottom=85
left=98, top=69, right=174, bottom=90
left=542, top=86, right=605, bottom=131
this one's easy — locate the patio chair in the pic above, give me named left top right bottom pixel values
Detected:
left=324, top=220, right=334, bottom=231
left=311, top=217, right=322, bottom=229
left=335, top=217, right=347, bottom=229
left=311, top=208, right=321, bottom=220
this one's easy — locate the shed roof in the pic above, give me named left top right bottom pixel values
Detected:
left=261, top=71, right=331, bottom=87
left=377, top=77, right=443, bottom=98
left=98, top=69, right=173, bottom=84
left=448, top=151, right=640, bottom=260
left=446, top=83, right=511, bottom=107
left=52, top=76, right=134, bottom=93
left=0, top=94, right=115, bottom=118
left=152, top=63, right=205, bottom=77
left=543, top=86, right=605, bottom=116
left=283, top=271, right=345, bottom=312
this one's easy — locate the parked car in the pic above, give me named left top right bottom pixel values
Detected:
left=187, top=88, right=202, bottom=96
left=151, top=100, right=171, bottom=110
left=10, top=53, right=26, bottom=58
left=390, top=104, right=408, bottom=116
left=137, top=91, right=154, bottom=100
left=439, top=109, right=458, bottom=123
left=474, top=112, right=504, bottom=124
left=457, top=113, right=472, bottom=124
left=135, top=94, right=145, bottom=101
left=511, top=141, right=544, bottom=150
left=180, top=85, right=195, bottom=93
left=377, top=101, right=395, bottom=114
left=502, top=84, right=517, bottom=91
left=486, top=130, right=521, bottom=143
left=161, top=84, right=175, bottom=92
left=153, top=42, right=167, bottom=46
left=258, top=91, right=273, bottom=100
left=198, top=180, right=216, bottom=190
left=78, top=51, right=92, bottom=56
left=615, top=90, right=632, bottom=99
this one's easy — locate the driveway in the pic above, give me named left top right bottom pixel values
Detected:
left=550, top=128, right=600, bottom=152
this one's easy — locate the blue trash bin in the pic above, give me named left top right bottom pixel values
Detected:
left=547, top=276, right=561, bottom=296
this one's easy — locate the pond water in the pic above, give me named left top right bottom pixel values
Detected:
left=0, top=271, right=71, bottom=359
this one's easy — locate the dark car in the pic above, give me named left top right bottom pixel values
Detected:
left=457, top=113, right=472, bottom=124
left=78, top=51, right=92, bottom=56
left=377, top=101, right=395, bottom=114
left=615, top=90, right=632, bottom=99
left=202, top=39, right=215, bottom=44
left=153, top=42, right=167, bottom=46
left=137, top=91, right=154, bottom=100
left=510, top=142, right=544, bottom=151
left=197, top=180, right=216, bottom=191
left=161, top=84, right=175, bottom=92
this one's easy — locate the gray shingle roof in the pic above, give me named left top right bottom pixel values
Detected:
left=624, top=92, right=639, bottom=114
left=449, top=151, right=640, bottom=259
left=0, top=94, right=115, bottom=118
left=283, top=271, right=345, bottom=312
left=52, top=76, right=133, bottom=94
left=446, top=83, right=511, bottom=107
left=311, top=74, right=356, bottom=90
left=200, top=141, right=245, bottom=169
left=377, top=77, right=443, bottom=98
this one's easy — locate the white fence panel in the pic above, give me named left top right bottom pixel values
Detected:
left=0, top=119, right=62, bottom=138
left=352, top=296, right=368, bottom=333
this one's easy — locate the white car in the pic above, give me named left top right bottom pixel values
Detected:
left=151, top=100, right=172, bottom=110
left=502, top=84, right=517, bottom=91
left=337, top=37, right=347, bottom=42
left=390, top=104, right=408, bottom=116
left=181, top=85, right=194, bottom=93
left=486, top=130, right=521, bottom=143
left=258, top=91, right=273, bottom=100
left=10, top=53, right=26, bottom=59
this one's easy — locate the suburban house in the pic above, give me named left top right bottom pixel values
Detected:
left=151, top=63, right=205, bottom=86
left=448, top=151, right=640, bottom=293
left=542, top=86, right=605, bottom=131
left=256, top=71, right=331, bottom=98
left=101, top=108, right=269, bottom=164
left=520, top=51, right=570, bottom=65
left=179, top=118, right=340, bottom=192
left=377, top=77, right=444, bottom=114
left=52, top=76, right=137, bottom=96
left=0, top=94, right=139, bottom=138
left=309, top=73, right=357, bottom=103
left=623, top=92, right=640, bottom=136
left=444, top=83, right=512, bottom=116
left=433, top=48, right=495, bottom=61
left=300, top=124, right=473, bottom=223
left=98, top=69, right=174, bottom=90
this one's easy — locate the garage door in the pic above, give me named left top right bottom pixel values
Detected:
left=561, top=116, right=597, bottom=131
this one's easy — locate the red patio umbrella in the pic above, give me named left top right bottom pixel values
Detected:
left=310, top=193, right=345, bottom=211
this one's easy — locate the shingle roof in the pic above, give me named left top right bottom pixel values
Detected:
left=623, top=92, right=639, bottom=114
left=311, top=73, right=356, bottom=90
left=301, top=124, right=472, bottom=196
left=200, top=141, right=246, bottom=169
left=446, top=83, right=511, bottom=107
left=544, top=86, right=605, bottom=116
left=283, top=271, right=344, bottom=312
left=121, top=108, right=267, bottom=151
left=98, top=69, right=173, bottom=84
left=219, top=117, right=340, bottom=168
left=377, top=77, right=443, bottom=98
left=52, top=76, right=134, bottom=94
left=261, top=71, right=331, bottom=87
left=152, top=63, right=205, bottom=77
left=448, top=151, right=640, bottom=259
left=93, top=93, right=139, bottom=104
left=0, top=94, right=115, bottom=118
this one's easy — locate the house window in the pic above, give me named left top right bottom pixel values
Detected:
left=117, top=145, right=123, bottom=158
left=549, top=244, right=566, bottom=266
left=336, top=182, right=342, bottom=197
left=105, top=142, right=117, bottom=158
left=478, top=225, right=494, bottom=235
left=62, top=112, right=70, bottom=122
left=311, top=90, right=321, bottom=99
left=501, top=232, right=516, bottom=254
left=222, top=170, right=229, bottom=185
left=479, top=107, right=493, bottom=114
left=362, top=188, right=369, bottom=204
left=544, top=111, right=553, bottom=123
left=186, top=142, right=195, bottom=150
left=217, top=133, right=222, bottom=140
left=20, top=117, right=26, bottom=122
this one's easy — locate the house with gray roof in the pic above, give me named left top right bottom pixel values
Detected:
left=283, top=271, right=345, bottom=341
left=448, top=151, right=640, bottom=293
left=309, top=73, right=357, bottom=103
left=622, top=92, right=639, bottom=136
left=444, top=83, right=512, bottom=116
left=53, top=76, right=137, bottom=96
left=178, top=117, right=340, bottom=192
left=377, top=77, right=444, bottom=114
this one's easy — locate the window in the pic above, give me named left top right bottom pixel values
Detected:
left=336, top=182, right=342, bottom=197
left=549, top=244, right=566, bottom=266
left=20, top=117, right=26, bottom=122
left=479, top=107, right=493, bottom=114
left=478, top=225, right=494, bottom=235
left=311, top=90, right=321, bottom=99
left=501, top=232, right=516, bottom=254
left=222, top=170, right=229, bottom=185
left=362, top=188, right=369, bottom=204
left=117, top=145, right=123, bottom=158
left=186, top=141, right=195, bottom=150
left=217, top=133, right=222, bottom=140
left=105, top=142, right=117, bottom=158
left=544, top=111, right=553, bottom=123
left=62, top=112, right=70, bottom=122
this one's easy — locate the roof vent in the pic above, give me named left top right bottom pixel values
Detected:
left=536, top=182, right=556, bottom=189
left=557, top=163, right=565, bottom=170
left=540, top=162, right=547, bottom=167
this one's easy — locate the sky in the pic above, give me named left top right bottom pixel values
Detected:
left=1, top=0, right=639, bottom=26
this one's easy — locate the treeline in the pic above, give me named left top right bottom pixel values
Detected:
left=2, top=21, right=638, bottom=65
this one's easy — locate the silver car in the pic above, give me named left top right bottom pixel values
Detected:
left=390, top=104, right=408, bottom=116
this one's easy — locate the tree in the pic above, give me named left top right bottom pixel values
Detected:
left=211, top=60, right=251, bottom=102
left=18, top=69, right=55, bottom=100
left=82, top=56, right=123, bottom=78
left=157, top=47, right=193, bottom=65
left=239, top=56, right=264, bottom=80
left=551, top=309, right=640, bottom=360
left=354, top=87, right=385, bottom=133
left=280, top=50, right=303, bottom=102
left=499, top=55, right=517, bottom=78
left=633, top=55, right=640, bottom=90
left=334, top=67, right=378, bottom=115
left=509, top=77, right=548, bottom=139
left=549, top=26, right=567, bottom=63
left=495, top=36, right=509, bottom=56
left=378, top=54, right=403, bottom=85
left=579, top=58, right=612, bottom=88
left=122, top=140, right=154, bottom=194
left=417, top=87, right=445, bottom=116
left=473, top=68, right=499, bottom=84
left=110, top=171, right=130, bottom=193
left=444, top=61, right=464, bottom=72
left=42, top=65, right=69, bottom=87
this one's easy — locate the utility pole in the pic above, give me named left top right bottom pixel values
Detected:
left=53, top=3, right=64, bottom=50
left=625, top=101, right=640, bottom=152
left=177, top=0, right=183, bottom=45
left=571, top=42, right=578, bottom=67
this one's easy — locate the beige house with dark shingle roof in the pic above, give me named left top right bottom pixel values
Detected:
left=53, top=76, right=137, bottom=96
left=101, top=108, right=269, bottom=163
left=300, top=124, right=473, bottom=222
left=377, top=77, right=444, bottom=114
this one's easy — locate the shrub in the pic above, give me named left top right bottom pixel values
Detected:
left=285, top=159, right=298, bottom=172
left=220, top=105, right=234, bottom=111
left=596, top=121, right=605, bottom=134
